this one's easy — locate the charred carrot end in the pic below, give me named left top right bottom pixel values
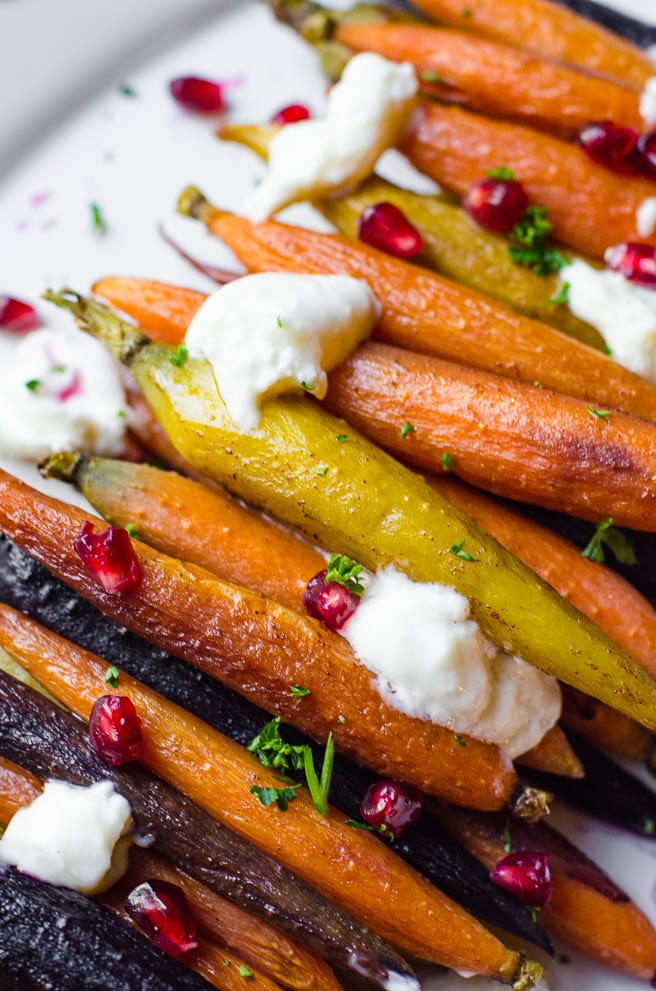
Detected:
left=410, top=0, right=655, bottom=88
left=518, top=725, right=583, bottom=779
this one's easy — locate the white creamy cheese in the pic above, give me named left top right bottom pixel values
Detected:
left=566, top=258, right=656, bottom=382
left=637, top=197, right=656, bottom=238
left=343, top=567, right=561, bottom=758
left=0, top=780, right=132, bottom=894
left=185, top=272, right=380, bottom=431
left=640, top=77, right=656, bottom=128
left=0, top=328, right=127, bottom=461
left=245, top=53, right=418, bottom=221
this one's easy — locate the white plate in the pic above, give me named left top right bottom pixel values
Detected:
left=1, top=2, right=656, bottom=989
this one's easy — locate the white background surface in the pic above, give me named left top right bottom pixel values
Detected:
left=1, top=1, right=656, bottom=989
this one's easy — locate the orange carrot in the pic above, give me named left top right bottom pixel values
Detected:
left=0, top=756, right=342, bottom=991
left=0, top=602, right=531, bottom=981
left=519, top=725, right=582, bottom=778
left=410, top=0, right=655, bottom=88
left=324, top=341, right=656, bottom=531
left=560, top=687, right=655, bottom=762
left=400, top=102, right=656, bottom=260
left=0, top=469, right=520, bottom=808
left=337, top=22, right=643, bottom=138
left=428, top=474, right=656, bottom=680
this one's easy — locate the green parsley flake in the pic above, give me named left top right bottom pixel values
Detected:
left=548, top=281, right=570, bottom=305
left=420, top=70, right=443, bottom=83
left=301, top=381, right=316, bottom=392
left=337, top=715, right=347, bottom=724
left=502, top=820, right=512, bottom=854
left=125, top=523, right=139, bottom=538
left=250, top=784, right=299, bottom=811
left=400, top=421, right=415, bottom=439
left=104, top=665, right=120, bottom=689
left=345, top=819, right=394, bottom=842
left=455, top=734, right=467, bottom=747
left=238, top=966, right=255, bottom=979
left=642, top=817, right=656, bottom=836
left=170, top=344, right=188, bottom=368
left=586, top=405, right=611, bottom=422
left=288, top=684, right=310, bottom=702
left=325, top=553, right=365, bottom=595
left=581, top=517, right=637, bottom=566
left=440, top=451, right=456, bottom=472
left=449, top=539, right=480, bottom=562
left=336, top=434, right=348, bottom=443
left=25, top=379, right=41, bottom=392
left=90, top=202, right=107, bottom=235
left=317, top=466, right=329, bottom=477
left=276, top=315, right=284, bottom=328
left=604, top=345, right=613, bottom=357
left=120, top=83, right=137, bottom=98
left=487, top=166, right=514, bottom=181
left=117, top=409, right=127, bottom=419
left=508, top=205, right=570, bottom=276
left=247, top=717, right=335, bottom=816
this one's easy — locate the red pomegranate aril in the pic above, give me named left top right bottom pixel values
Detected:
left=125, top=879, right=198, bottom=958
left=633, top=131, right=656, bottom=181
left=358, top=202, right=424, bottom=259
left=0, top=296, right=41, bottom=334
left=605, top=242, right=656, bottom=288
left=74, top=521, right=142, bottom=593
left=303, top=570, right=361, bottom=631
left=89, top=695, right=144, bottom=767
left=463, top=178, right=528, bottom=234
left=169, top=76, right=227, bottom=114
left=577, top=120, right=639, bottom=172
left=271, top=103, right=311, bottom=125
left=360, top=780, right=423, bottom=838
left=489, top=851, right=552, bottom=907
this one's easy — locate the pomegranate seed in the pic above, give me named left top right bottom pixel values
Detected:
left=463, top=178, right=528, bottom=234
left=169, top=76, right=227, bottom=114
left=360, top=780, right=423, bottom=838
left=303, top=570, right=361, bottom=631
left=577, top=120, right=639, bottom=173
left=125, top=879, right=198, bottom=957
left=358, top=202, right=424, bottom=259
left=0, top=296, right=40, bottom=334
left=490, top=851, right=552, bottom=907
left=74, top=521, right=142, bottom=593
left=633, top=131, right=656, bottom=180
left=89, top=695, right=144, bottom=767
left=605, top=242, right=656, bottom=288
left=271, top=103, right=311, bottom=125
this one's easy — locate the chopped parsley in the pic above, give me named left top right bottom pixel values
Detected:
left=508, top=206, right=570, bottom=276
left=316, top=465, right=329, bottom=477
left=586, top=405, right=611, bottom=421
left=455, top=734, right=467, bottom=747
left=25, top=379, right=41, bottom=392
left=502, top=820, right=512, bottom=854
left=247, top=716, right=307, bottom=774
left=104, top=665, right=120, bottom=689
left=238, top=966, right=255, bottom=980
left=119, top=83, right=137, bottom=98
left=170, top=344, right=188, bottom=367
left=400, top=421, right=415, bottom=439
left=345, top=818, right=395, bottom=842
left=90, top=201, right=107, bottom=235
left=487, top=166, right=514, bottom=181
left=642, top=817, right=656, bottom=836
left=337, top=715, right=347, bottom=724
left=125, top=523, right=139, bottom=538
left=288, top=684, right=310, bottom=702
left=300, top=380, right=316, bottom=392
left=582, top=517, right=637, bottom=566
left=117, top=409, right=127, bottom=419
left=325, top=553, right=365, bottom=595
left=440, top=451, right=456, bottom=472
left=303, top=732, right=334, bottom=816
left=276, top=314, right=284, bottom=328
left=336, top=434, right=349, bottom=443
left=529, top=907, right=541, bottom=922
left=533, top=380, right=542, bottom=388
left=604, top=345, right=613, bottom=357
left=548, top=281, right=570, bottom=305
left=250, top=784, right=299, bottom=811
left=449, top=539, right=480, bottom=562
left=420, top=70, right=443, bottom=84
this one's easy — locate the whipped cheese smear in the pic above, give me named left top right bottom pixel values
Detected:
left=0, top=328, right=127, bottom=461
left=0, top=780, right=132, bottom=895
left=245, top=52, right=418, bottom=221
left=186, top=272, right=380, bottom=431
left=343, top=567, right=561, bottom=758
left=565, top=258, right=656, bottom=382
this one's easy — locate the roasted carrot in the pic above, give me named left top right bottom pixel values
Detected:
left=324, top=341, right=656, bottom=531
left=0, top=470, right=522, bottom=809
left=436, top=803, right=656, bottom=982
left=336, top=22, right=643, bottom=138
left=427, top=474, right=656, bottom=680
left=400, top=103, right=656, bottom=261
left=171, top=194, right=656, bottom=422
left=518, top=725, right=582, bottom=778
left=0, top=755, right=40, bottom=816
left=0, top=605, right=537, bottom=983
left=560, top=687, right=655, bottom=762
left=410, top=0, right=655, bottom=88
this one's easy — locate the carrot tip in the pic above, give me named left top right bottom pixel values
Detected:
left=177, top=186, right=208, bottom=220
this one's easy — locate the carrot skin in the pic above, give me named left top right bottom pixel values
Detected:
left=560, top=687, right=654, bottom=761
left=410, top=0, right=655, bottom=88
left=400, top=102, right=656, bottom=261
left=337, top=22, right=643, bottom=138
left=0, top=609, right=526, bottom=980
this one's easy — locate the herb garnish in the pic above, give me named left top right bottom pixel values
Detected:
left=104, top=665, right=120, bottom=689
left=288, top=684, right=310, bottom=702
left=529, top=907, right=541, bottom=922
left=449, top=539, right=480, bottom=562
left=276, top=314, right=284, bottom=328
left=336, top=434, right=348, bottom=443
left=90, top=202, right=107, bottom=235
left=487, top=166, right=514, bottom=181
left=120, top=84, right=137, bottom=98
left=586, top=405, right=611, bottom=421
left=25, top=379, right=41, bottom=392
left=337, top=715, right=347, bottom=724
left=455, top=734, right=467, bottom=747
left=502, top=820, right=512, bottom=854
left=582, top=518, right=637, bottom=566
left=400, top=421, right=415, bottom=439
left=548, top=281, right=570, bottom=305
left=248, top=717, right=335, bottom=816
left=420, top=70, right=443, bottom=84
left=238, top=966, right=255, bottom=979
left=125, top=523, right=139, bottom=538
left=345, top=818, right=395, bottom=842
left=300, top=381, right=316, bottom=392
left=508, top=206, right=569, bottom=276
left=316, top=466, right=329, bottom=477
left=250, top=784, right=299, bottom=811
left=440, top=451, right=456, bottom=472
left=170, top=344, right=188, bottom=367
left=325, top=553, right=365, bottom=595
